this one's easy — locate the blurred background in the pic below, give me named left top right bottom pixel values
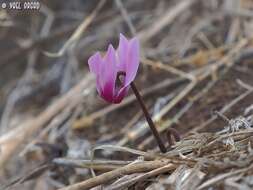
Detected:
left=1, top=0, right=253, bottom=189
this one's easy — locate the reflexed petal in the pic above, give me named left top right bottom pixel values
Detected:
left=100, top=45, right=117, bottom=101
left=88, top=52, right=102, bottom=75
left=125, top=37, right=140, bottom=85
left=118, top=33, right=129, bottom=72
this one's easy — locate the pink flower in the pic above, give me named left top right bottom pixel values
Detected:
left=88, top=34, right=140, bottom=103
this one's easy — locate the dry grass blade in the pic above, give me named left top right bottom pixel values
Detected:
left=91, top=145, right=160, bottom=160
left=197, top=165, right=253, bottom=190
left=58, top=160, right=170, bottom=190
left=138, top=0, right=198, bottom=42
left=2, top=164, right=51, bottom=190
left=115, top=0, right=137, bottom=36
left=190, top=85, right=253, bottom=133
left=44, top=0, right=106, bottom=57
left=53, top=158, right=132, bottom=170
left=106, top=163, right=175, bottom=190
left=0, top=74, right=94, bottom=168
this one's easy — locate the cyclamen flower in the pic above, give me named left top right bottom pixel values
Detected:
left=88, top=34, right=140, bottom=103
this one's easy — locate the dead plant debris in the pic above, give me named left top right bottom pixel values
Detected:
left=1, top=0, right=253, bottom=190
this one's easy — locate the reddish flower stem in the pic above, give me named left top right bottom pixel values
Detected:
left=130, top=82, right=167, bottom=153
left=166, top=128, right=181, bottom=147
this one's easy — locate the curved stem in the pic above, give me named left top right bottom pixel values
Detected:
left=130, top=82, right=167, bottom=153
